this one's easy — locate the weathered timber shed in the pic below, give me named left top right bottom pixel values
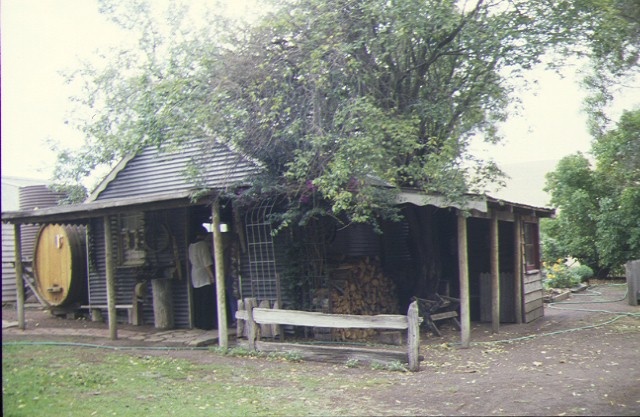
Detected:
left=3, top=139, right=554, bottom=346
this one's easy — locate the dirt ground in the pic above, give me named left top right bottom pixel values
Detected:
left=3, top=283, right=639, bottom=416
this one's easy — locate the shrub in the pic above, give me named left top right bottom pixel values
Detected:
left=572, top=264, right=594, bottom=283
left=544, top=260, right=581, bottom=289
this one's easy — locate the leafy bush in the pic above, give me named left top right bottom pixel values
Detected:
left=543, top=260, right=581, bottom=289
left=572, top=264, right=594, bottom=283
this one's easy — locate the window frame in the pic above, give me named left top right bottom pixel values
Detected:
left=523, top=221, right=540, bottom=272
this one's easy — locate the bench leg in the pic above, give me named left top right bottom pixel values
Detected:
left=427, top=319, right=442, bottom=337
left=451, top=317, right=461, bottom=330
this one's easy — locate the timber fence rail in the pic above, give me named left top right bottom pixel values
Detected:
left=235, top=298, right=422, bottom=371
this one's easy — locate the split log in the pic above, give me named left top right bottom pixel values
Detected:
left=152, top=278, right=174, bottom=329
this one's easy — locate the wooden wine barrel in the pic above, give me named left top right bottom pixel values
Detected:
left=33, top=224, right=88, bottom=307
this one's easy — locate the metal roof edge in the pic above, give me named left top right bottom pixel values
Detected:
left=85, top=153, right=137, bottom=203
left=1, top=190, right=210, bottom=225
left=486, top=194, right=555, bottom=217
left=396, top=189, right=556, bottom=217
left=396, top=190, right=488, bottom=212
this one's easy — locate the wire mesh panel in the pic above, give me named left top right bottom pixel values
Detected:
left=245, top=200, right=279, bottom=302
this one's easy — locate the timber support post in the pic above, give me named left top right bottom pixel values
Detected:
left=13, top=224, right=25, bottom=330
left=626, top=260, right=640, bottom=306
left=514, top=215, right=523, bottom=324
left=490, top=211, right=500, bottom=333
left=407, top=300, right=420, bottom=372
left=457, top=212, right=471, bottom=348
left=212, top=199, right=228, bottom=348
left=103, top=215, right=117, bottom=340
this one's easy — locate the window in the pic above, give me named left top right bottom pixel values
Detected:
left=523, top=222, right=540, bottom=272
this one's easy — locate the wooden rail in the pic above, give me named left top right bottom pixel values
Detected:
left=236, top=299, right=422, bottom=371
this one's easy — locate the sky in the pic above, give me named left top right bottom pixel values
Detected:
left=1, top=0, right=638, bottom=206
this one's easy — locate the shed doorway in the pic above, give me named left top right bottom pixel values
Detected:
left=188, top=206, right=218, bottom=330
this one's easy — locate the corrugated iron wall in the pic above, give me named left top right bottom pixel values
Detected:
left=87, top=209, right=191, bottom=328
left=328, top=223, right=381, bottom=258
left=2, top=223, right=17, bottom=304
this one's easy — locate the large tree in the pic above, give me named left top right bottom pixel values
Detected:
left=53, top=0, right=638, bottom=291
left=544, top=109, right=640, bottom=277
left=55, top=0, right=637, bottom=212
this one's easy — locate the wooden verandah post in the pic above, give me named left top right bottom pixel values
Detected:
left=490, top=211, right=500, bottom=333
left=13, top=224, right=26, bottom=330
left=457, top=212, right=471, bottom=348
left=211, top=199, right=228, bottom=348
left=103, top=215, right=118, bottom=340
left=513, top=215, right=523, bottom=324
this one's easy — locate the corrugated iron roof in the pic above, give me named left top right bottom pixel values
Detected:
left=88, top=139, right=262, bottom=202
left=2, top=138, right=554, bottom=225
left=1, top=139, right=263, bottom=225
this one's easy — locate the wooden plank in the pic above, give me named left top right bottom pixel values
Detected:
left=431, top=311, right=458, bottom=321
left=523, top=271, right=542, bottom=284
left=525, top=296, right=544, bottom=310
left=524, top=294, right=544, bottom=313
left=407, top=301, right=420, bottom=372
left=245, top=298, right=258, bottom=350
left=251, top=308, right=409, bottom=330
left=457, top=213, right=471, bottom=348
left=524, top=280, right=543, bottom=294
left=525, top=306, right=544, bottom=323
left=241, top=340, right=412, bottom=366
left=103, top=215, right=117, bottom=340
left=13, top=225, right=25, bottom=330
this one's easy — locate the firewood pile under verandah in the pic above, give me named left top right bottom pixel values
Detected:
left=234, top=256, right=439, bottom=371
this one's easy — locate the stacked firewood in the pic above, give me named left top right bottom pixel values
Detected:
left=329, top=256, right=399, bottom=341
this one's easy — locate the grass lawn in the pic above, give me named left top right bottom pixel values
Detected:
left=2, top=344, right=390, bottom=417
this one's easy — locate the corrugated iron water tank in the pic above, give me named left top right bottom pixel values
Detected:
left=19, top=185, right=67, bottom=261
left=33, top=224, right=88, bottom=307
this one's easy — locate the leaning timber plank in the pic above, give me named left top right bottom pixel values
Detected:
left=430, top=311, right=458, bottom=321
left=238, top=340, right=418, bottom=366
left=252, top=308, right=409, bottom=329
